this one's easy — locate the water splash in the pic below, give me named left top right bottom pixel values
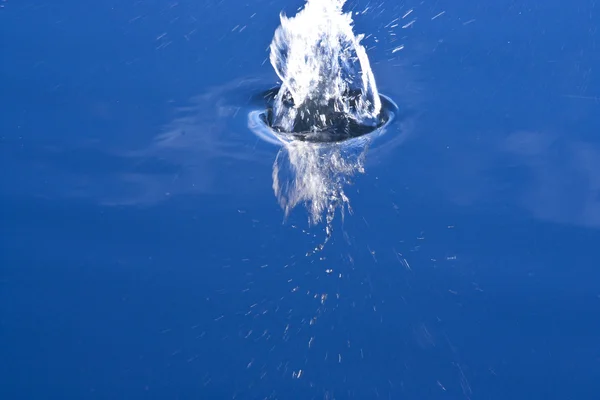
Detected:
left=269, top=0, right=382, bottom=134
left=249, top=0, right=398, bottom=251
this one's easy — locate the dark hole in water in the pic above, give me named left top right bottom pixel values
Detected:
left=255, top=87, right=397, bottom=143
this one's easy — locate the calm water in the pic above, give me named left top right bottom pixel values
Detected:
left=2, top=0, right=600, bottom=399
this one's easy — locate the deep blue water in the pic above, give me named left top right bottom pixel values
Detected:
left=2, top=0, right=600, bottom=399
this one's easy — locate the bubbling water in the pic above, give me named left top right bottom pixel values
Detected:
left=269, top=0, right=382, bottom=135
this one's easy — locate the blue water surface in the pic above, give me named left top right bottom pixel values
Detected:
left=1, top=0, right=600, bottom=399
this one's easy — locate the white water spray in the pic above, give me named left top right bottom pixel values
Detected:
left=248, top=0, right=396, bottom=250
left=269, top=0, right=381, bottom=134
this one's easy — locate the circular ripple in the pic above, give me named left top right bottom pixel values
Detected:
left=248, top=87, right=399, bottom=145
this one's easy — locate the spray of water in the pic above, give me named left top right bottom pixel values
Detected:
left=269, top=0, right=381, bottom=134
left=248, top=0, right=395, bottom=250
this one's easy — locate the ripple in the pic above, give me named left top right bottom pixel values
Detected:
left=248, top=88, right=399, bottom=146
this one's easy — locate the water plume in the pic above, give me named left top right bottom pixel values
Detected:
left=248, top=0, right=398, bottom=250
left=269, top=0, right=382, bottom=135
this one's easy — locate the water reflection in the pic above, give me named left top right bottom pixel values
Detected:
left=112, top=79, right=275, bottom=205
left=504, top=131, right=600, bottom=228
left=3, top=80, right=598, bottom=234
left=247, top=90, right=410, bottom=253
left=428, top=128, right=600, bottom=229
